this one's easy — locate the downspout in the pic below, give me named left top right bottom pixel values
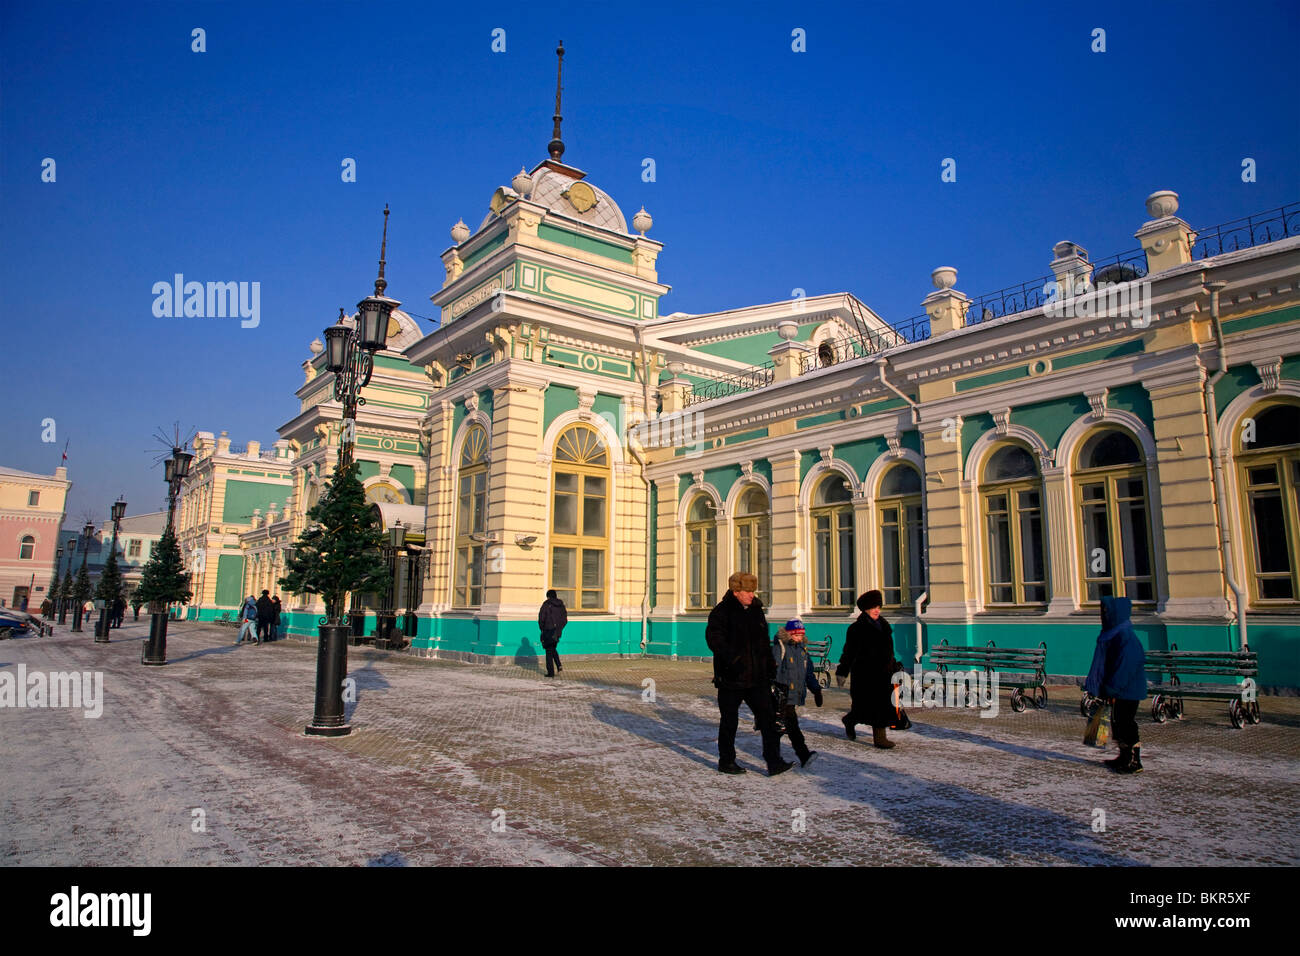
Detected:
left=630, top=325, right=653, bottom=655
left=876, top=357, right=928, bottom=661
left=1202, top=279, right=1249, bottom=650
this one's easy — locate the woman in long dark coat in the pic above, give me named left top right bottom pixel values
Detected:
left=836, top=590, right=898, bottom=749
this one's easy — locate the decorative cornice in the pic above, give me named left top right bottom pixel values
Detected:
left=1254, top=357, right=1282, bottom=392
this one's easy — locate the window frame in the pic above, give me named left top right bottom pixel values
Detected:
left=549, top=424, right=610, bottom=612
left=1072, top=429, right=1155, bottom=605
left=684, top=495, right=718, bottom=611
left=733, top=485, right=772, bottom=605
left=810, top=473, right=855, bottom=610
left=453, top=424, right=489, bottom=607
left=1236, top=403, right=1300, bottom=606
left=876, top=464, right=924, bottom=610
left=978, top=445, right=1047, bottom=608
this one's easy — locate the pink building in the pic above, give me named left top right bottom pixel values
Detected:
left=0, top=465, right=71, bottom=610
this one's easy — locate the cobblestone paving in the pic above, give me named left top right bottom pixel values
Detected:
left=2, top=621, right=1297, bottom=866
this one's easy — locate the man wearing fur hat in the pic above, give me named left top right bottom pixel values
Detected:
left=706, top=572, right=793, bottom=776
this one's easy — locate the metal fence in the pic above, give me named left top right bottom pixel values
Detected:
left=1192, top=203, right=1300, bottom=260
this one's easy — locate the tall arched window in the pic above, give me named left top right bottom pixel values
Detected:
left=812, top=473, right=855, bottom=609
left=877, top=464, right=924, bottom=608
left=453, top=424, right=488, bottom=606
left=1237, top=403, right=1300, bottom=603
left=19, top=535, right=35, bottom=560
left=551, top=424, right=609, bottom=610
left=734, top=485, right=771, bottom=602
left=1074, top=429, right=1154, bottom=603
left=685, top=495, right=717, bottom=610
left=981, top=444, right=1047, bottom=605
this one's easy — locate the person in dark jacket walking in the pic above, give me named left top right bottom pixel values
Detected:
left=538, top=590, right=568, bottom=676
left=1084, top=596, right=1148, bottom=773
left=837, top=590, right=898, bottom=749
left=111, top=596, right=126, bottom=629
left=271, top=595, right=282, bottom=641
left=706, top=572, right=793, bottom=776
left=772, top=620, right=824, bottom=767
left=255, top=590, right=274, bottom=643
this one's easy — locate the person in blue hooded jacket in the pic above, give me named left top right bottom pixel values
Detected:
left=1084, top=596, right=1147, bottom=773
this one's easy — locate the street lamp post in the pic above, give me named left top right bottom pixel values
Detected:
left=142, top=448, right=193, bottom=665
left=95, top=497, right=127, bottom=643
left=305, top=206, right=397, bottom=738
left=71, top=520, right=95, bottom=633
left=403, top=543, right=424, bottom=639
left=50, top=547, right=62, bottom=627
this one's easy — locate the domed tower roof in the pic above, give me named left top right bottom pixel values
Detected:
left=477, top=162, right=627, bottom=234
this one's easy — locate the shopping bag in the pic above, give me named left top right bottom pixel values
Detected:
left=1083, top=702, right=1111, bottom=747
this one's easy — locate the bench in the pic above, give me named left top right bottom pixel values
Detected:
left=1145, top=644, right=1260, bottom=728
left=929, top=640, right=1048, bottom=713
left=805, top=638, right=833, bottom=689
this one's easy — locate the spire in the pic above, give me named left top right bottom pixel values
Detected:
left=374, top=203, right=389, bottom=297
left=548, top=41, right=565, bottom=162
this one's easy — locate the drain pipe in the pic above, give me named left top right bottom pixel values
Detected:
left=878, top=356, right=929, bottom=662
left=630, top=326, right=653, bottom=655
left=874, top=356, right=920, bottom=426
left=913, top=590, right=928, bottom=663
left=1202, top=279, right=1248, bottom=651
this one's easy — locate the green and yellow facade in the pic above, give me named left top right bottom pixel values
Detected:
left=179, top=150, right=1300, bottom=689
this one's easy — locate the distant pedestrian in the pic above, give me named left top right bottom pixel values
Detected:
left=40, top=598, right=53, bottom=620
left=234, top=595, right=260, bottom=645
left=111, top=596, right=126, bottom=628
left=256, top=590, right=274, bottom=643
left=772, top=620, right=824, bottom=768
left=706, top=572, right=792, bottom=777
left=271, top=595, right=282, bottom=641
left=538, top=589, right=567, bottom=676
left=1084, top=596, right=1147, bottom=774
left=837, top=590, right=898, bottom=749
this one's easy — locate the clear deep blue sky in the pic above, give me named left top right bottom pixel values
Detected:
left=2, top=0, right=1297, bottom=529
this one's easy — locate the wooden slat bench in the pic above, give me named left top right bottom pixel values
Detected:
left=929, top=640, right=1048, bottom=713
left=1146, top=644, right=1260, bottom=728
left=805, top=637, right=833, bottom=689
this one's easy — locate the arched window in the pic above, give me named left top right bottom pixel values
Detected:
left=980, top=444, right=1047, bottom=605
left=812, top=473, right=855, bottom=609
left=454, top=424, right=489, bottom=606
left=1074, top=429, right=1153, bottom=603
left=551, top=425, right=609, bottom=610
left=1237, top=403, right=1300, bottom=603
left=818, top=342, right=835, bottom=367
left=734, top=485, right=771, bottom=602
left=685, top=495, right=717, bottom=610
left=19, top=535, right=35, bottom=560
left=877, top=464, right=924, bottom=608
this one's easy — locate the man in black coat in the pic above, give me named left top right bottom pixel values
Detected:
left=837, top=590, right=898, bottom=749
left=255, top=590, right=275, bottom=643
left=271, top=595, right=282, bottom=641
left=538, top=589, right=568, bottom=677
left=706, top=572, right=793, bottom=776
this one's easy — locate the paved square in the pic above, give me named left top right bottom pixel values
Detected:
left=2, top=620, right=1297, bottom=866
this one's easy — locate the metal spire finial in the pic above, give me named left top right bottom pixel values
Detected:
left=375, top=204, right=389, bottom=297
left=548, top=41, right=565, bottom=161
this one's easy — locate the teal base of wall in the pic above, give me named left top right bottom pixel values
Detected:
left=181, top=607, right=1300, bottom=689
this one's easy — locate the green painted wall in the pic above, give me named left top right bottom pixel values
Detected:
left=391, top=464, right=416, bottom=491
left=537, top=223, right=634, bottom=265
left=1012, top=395, right=1092, bottom=450
left=541, top=386, right=622, bottom=436
left=356, top=460, right=380, bottom=482
left=461, top=232, right=505, bottom=268
left=221, top=478, right=291, bottom=523
left=688, top=320, right=826, bottom=367
left=215, top=554, right=245, bottom=606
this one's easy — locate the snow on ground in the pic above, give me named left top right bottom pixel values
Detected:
left=2, top=621, right=1297, bottom=866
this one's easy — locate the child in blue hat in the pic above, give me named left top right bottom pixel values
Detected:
left=772, top=619, right=824, bottom=767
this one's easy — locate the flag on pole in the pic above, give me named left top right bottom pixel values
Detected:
left=61, top=440, right=68, bottom=464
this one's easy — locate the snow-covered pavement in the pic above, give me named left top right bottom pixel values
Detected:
left=2, top=621, right=1297, bottom=866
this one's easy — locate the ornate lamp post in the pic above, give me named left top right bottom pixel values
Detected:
left=49, top=547, right=62, bottom=625
left=95, top=497, right=127, bottom=643
left=375, top=521, right=403, bottom=646
left=71, top=520, right=95, bottom=633
left=305, top=207, right=397, bottom=738
left=142, top=447, right=193, bottom=665
left=402, top=541, right=424, bottom=640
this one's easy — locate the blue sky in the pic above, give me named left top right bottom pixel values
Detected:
left=2, top=0, right=1297, bottom=528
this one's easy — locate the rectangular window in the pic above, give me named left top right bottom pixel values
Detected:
left=454, top=546, right=483, bottom=606
left=580, top=549, right=604, bottom=609
left=582, top=476, right=606, bottom=536
left=836, top=511, right=855, bottom=607
left=28, top=491, right=40, bottom=506
left=985, top=493, right=1013, bottom=604
left=551, top=547, right=576, bottom=608
left=553, top=473, right=578, bottom=535
left=813, top=514, right=832, bottom=606
left=128, top=539, right=142, bottom=557
left=906, top=504, right=924, bottom=606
